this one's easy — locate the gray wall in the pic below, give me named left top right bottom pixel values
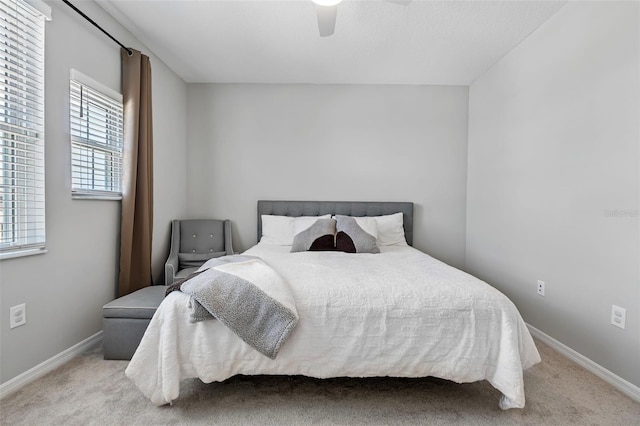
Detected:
left=466, top=1, right=639, bottom=387
left=3, top=0, right=637, bottom=395
left=0, top=1, right=188, bottom=383
left=186, top=84, right=469, bottom=268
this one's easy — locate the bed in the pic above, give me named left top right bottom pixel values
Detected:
left=126, top=200, right=540, bottom=409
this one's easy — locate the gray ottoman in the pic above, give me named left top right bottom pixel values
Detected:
left=102, top=285, right=167, bottom=360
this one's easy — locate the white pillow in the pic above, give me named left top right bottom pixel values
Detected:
left=261, top=214, right=331, bottom=246
left=374, top=212, right=407, bottom=246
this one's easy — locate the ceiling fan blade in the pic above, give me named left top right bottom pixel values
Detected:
left=316, top=4, right=338, bottom=37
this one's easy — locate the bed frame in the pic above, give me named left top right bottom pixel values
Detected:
left=126, top=200, right=539, bottom=409
left=257, top=200, right=414, bottom=246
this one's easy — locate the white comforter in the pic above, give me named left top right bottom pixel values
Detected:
left=126, top=244, right=540, bottom=409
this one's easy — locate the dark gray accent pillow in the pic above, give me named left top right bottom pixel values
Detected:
left=291, top=218, right=336, bottom=252
left=335, top=215, right=380, bottom=254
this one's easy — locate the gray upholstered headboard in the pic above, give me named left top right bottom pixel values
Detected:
left=257, top=200, right=414, bottom=246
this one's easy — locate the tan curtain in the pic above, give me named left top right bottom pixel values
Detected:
left=118, top=48, right=154, bottom=297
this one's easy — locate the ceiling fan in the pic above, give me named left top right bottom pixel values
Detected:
left=312, top=0, right=411, bottom=37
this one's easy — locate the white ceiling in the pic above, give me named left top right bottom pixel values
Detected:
left=97, top=0, right=567, bottom=85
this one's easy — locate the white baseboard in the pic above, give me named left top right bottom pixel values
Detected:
left=0, top=331, right=103, bottom=400
left=527, top=324, right=640, bottom=403
left=2, top=327, right=638, bottom=404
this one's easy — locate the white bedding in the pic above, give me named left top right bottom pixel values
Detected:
left=126, top=244, right=540, bottom=409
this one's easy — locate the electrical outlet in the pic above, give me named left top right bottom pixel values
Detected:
left=9, top=303, right=26, bottom=329
left=611, top=305, right=626, bottom=329
left=537, top=280, right=545, bottom=297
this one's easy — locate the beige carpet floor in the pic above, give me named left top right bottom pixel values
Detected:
left=1, top=339, right=639, bottom=425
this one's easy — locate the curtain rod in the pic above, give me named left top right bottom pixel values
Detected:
left=62, top=0, right=133, bottom=56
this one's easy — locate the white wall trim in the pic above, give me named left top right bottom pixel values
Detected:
left=2, top=326, right=639, bottom=404
left=0, top=331, right=103, bottom=400
left=527, top=324, right=640, bottom=403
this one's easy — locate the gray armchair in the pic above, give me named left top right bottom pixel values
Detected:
left=165, top=219, right=233, bottom=285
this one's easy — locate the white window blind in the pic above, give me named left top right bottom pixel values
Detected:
left=70, top=70, right=123, bottom=199
left=0, top=0, right=49, bottom=257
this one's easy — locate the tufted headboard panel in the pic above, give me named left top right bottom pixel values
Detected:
left=257, top=200, right=414, bottom=246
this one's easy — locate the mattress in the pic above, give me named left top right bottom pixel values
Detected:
left=126, top=243, right=540, bottom=409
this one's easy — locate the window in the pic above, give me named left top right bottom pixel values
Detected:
left=0, top=0, right=50, bottom=258
left=69, top=69, right=123, bottom=199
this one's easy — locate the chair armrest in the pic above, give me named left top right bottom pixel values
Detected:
left=165, top=220, right=181, bottom=285
left=165, top=256, right=179, bottom=286
left=224, top=219, right=234, bottom=255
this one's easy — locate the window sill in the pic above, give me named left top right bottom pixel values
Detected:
left=72, top=193, right=122, bottom=201
left=0, top=247, right=48, bottom=261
